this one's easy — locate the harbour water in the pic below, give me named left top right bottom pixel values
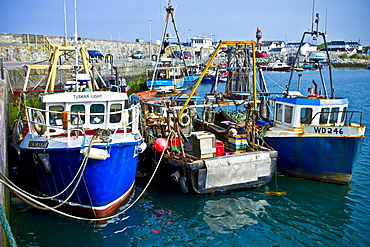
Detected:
left=10, top=69, right=370, bottom=246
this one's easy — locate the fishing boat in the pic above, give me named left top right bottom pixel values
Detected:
left=262, top=13, right=366, bottom=184
left=146, top=59, right=185, bottom=90
left=9, top=42, right=146, bottom=218
left=302, top=63, right=314, bottom=69
left=136, top=40, right=277, bottom=194
left=146, top=4, right=189, bottom=91
left=260, top=61, right=292, bottom=71
left=201, top=66, right=218, bottom=83
left=308, top=51, right=326, bottom=62
left=184, top=64, right=201, bottom=83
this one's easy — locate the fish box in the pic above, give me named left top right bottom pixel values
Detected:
left=170, top=137, right=183, bottom=151
left=228, top=133, right=247, bottom=148
left=225, top=147, right=246, bottom=153
left=228, top=143, right=247, bottom=150
left=228, top=133, right=247, bottom=140
left=191, top=131, right=216, bottom=159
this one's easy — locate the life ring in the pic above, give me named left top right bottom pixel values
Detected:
left=33, top=111, right=47, bottom=136
left=308, top=94, right=325, bottom=99
left=12, top=119, right=24, bottom=144
left=178, top=113, right=191, bottom=127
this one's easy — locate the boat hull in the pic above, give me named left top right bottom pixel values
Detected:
left=146, top=79, right=184, bottom=89
left=184, top=75, right=200, bottom=83
left=264, top=136, right=363, bottom=184
left=15, top=137, right=141, bottom=218
left=156, top=151, right=278, bottom=194
left=201, top=75, right=216, bottom=82
left=260, top=67, right=291, bottom=72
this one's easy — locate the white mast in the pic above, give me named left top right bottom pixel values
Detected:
left=74, top=0, right=78, bottom=67
left=63, top=0, right=68, bottom=46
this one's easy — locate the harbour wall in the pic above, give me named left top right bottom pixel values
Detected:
left=0, top=32, right=160, bottom=62
left=0, top=33, right=370, bottom=69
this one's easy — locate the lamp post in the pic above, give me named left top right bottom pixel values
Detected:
left=149, top=18, right=153, bottom=59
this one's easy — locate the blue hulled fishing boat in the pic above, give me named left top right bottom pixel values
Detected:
left=263, top=13, right=366, bottom=184
left=9, top=42, right=146, bottom=218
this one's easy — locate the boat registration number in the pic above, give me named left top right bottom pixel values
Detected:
left=313, top=127, right=344, bottom=134
left=304, top=126, right=344, bottom=135
left=28, top=141, right=49, bottom=148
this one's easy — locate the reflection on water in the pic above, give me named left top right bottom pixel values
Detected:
left=203, top=197, right=269, bottom=233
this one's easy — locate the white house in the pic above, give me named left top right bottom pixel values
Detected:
left=326, top=41, right=362, bottom=54
left=191, top=36, right=214, bottom=58
left=260, top=41, right=286, bottom=53
left=286, top=42, right=317, bottom=56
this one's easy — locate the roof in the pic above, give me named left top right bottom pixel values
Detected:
left=329, top=41, right=346, bottom=46
left=261, top=41, right=284, bottom=46
left=286, top=42, right=316, bottom=47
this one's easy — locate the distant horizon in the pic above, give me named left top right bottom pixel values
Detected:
left=1, top=0, right=369, bottom=46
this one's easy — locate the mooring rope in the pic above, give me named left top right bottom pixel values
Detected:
left=0, top=135, right=169, bottom=222
left=0, top=136, right=92, bottom=202
left=0, top=203, right=17, bottom=247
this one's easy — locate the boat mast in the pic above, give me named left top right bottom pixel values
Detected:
left=286, top=0, right=334, bottom=99
left=63, top=0, right=68, bottom=46
left=74, top=0, right=79, bottom=72
left=150, top=0, right=189, bottom=91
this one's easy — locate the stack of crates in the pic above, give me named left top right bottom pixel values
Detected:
left=227, top=133, right=247, bottom=153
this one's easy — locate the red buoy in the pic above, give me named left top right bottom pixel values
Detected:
left=154, top=138, right=168, bottom=152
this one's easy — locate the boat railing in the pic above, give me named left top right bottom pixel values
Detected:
left=26, top=107, right=86, bottom=146
left=309, top=110, right=364, bottom=127
left=25, top=103, right=141, bottom=140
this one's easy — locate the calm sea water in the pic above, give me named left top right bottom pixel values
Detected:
left=10, top=69, right=370, bottom=247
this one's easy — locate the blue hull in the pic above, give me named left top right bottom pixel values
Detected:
left=17, top=141, right=140, bottom=217
left=146, top=79, right=184, bottom=89
left=201, top=75, right=216, bottom=83
left=184, top=75, right=200, bottom=82
left=264, top=136, right=363, bottom=184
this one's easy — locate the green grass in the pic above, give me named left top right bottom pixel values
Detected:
left=8, top=94, right=43, bottom=130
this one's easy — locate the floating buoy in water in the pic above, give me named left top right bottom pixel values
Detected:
left=265, top=191, right=287, bottom=196
left=154, top=138, right=168, bottom=152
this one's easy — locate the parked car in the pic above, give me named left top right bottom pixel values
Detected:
left=132, top=51, right=146, bottom=59
left=88, top=50, right=104, bottom=60
left=183, top=51, right=192, bottom=59
left=173, top=51, right=182, bottom=58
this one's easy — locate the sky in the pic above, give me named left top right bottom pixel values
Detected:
left=1, top=0, right=369, bottom=46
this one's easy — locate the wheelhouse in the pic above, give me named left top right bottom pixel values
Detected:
left=41, top=91, right=130, bottom=133
left=271, top=97, right=349, bottom=128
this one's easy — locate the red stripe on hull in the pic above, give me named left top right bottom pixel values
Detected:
left=47, top=186, right=134, bottom=219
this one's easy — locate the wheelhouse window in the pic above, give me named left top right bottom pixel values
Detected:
left=329, top=107, right=340, bottom=124
left=49, top=105, right=64, bottom=126
left=90, top=104, right=105, bottom=124
left=341, top=107, right=348, bottom=123
left=319, top=108, right=330, bottom=124
left=110, top=104, right=122, bottom=123
left=275, top=103, right=283, bottom=122
left=284, top=105, right=293, bottom=124
left=300, top=108, right=313, bottom=124
left=71, top=105, right=85, bottom=125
